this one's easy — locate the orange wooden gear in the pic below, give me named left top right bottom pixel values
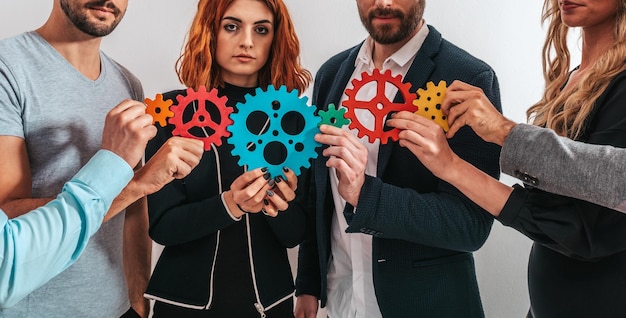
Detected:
left=145, top=93, right=174, bottom=127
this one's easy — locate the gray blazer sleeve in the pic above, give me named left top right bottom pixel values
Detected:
left=501, top=124, right=626, bottom=213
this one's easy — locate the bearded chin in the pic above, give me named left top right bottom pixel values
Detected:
left=73, top=18, right=120, bottom=37
left=60, top=0, right=123, bottom=37
left=369, top=24, right=408, bottom=44
left=362, top=1, right=423, bottom=45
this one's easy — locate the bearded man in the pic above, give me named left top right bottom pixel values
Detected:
left=0, top=1, right=150, bottom=317
left=295, top=0, right=503, bottom=317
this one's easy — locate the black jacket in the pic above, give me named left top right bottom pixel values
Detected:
left=296, top=26, right=501, bottom=317
left=144, top=86, right=312, bottom=315
left=498, top=69, right=626, bottom=318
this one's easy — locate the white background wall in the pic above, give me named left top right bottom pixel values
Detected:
left=0, top=1, right=582, bottom=317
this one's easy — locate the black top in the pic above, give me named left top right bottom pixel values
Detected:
left=145, top=83, right=311, bottom=317
left=499, top=70, right=626, bottom=318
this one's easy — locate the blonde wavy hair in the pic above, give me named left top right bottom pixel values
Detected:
left=526, top=0, right=626, bottom=138
left=176, top=0, right=311, bottom=92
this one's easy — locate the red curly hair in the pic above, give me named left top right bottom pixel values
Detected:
left=176, top=0, right=311, bottom=93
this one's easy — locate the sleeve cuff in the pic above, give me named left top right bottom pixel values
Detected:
left=497, top=184, right=529, bottom=226
left=70, top=150, right=134, bottom=206
left=500, top=124, right=536, bottom=177
left=221, top=193, right=242, bottom=221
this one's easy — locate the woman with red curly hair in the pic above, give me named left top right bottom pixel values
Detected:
left=143, top=0, right=312, bottom=316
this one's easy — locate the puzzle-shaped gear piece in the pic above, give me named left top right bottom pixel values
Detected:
left=413, top=80, right=449, bottom=132
left=318, top=103, right=350, bottom=128
left=343, top=69, right=417, bottom=144
left=227, top=85, right=320, bottom=178
left=145, top=93, right=174, bottom=127
left=169, top=86, right=233, bottom=151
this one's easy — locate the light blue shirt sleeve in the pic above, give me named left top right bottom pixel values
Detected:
left=0, top=150, right=133, bottom=308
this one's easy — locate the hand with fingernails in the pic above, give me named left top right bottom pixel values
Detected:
left=226, top=167, right=298, bottom=218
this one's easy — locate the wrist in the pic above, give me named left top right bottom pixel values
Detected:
left=224, top=191, right=246, bottom=219
left=498, top=120, right=517, bottom=146
left=130, top=299, right=149, bottom=318
left=126, top=177, right=146, bottom=200
left=236, top=203, right=251, bottom=214
left=129, top=163, right=152, bottom=197
left=437, top=153, right=464, bottom=183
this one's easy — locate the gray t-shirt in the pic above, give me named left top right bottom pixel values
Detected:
left=0, top=31, right=143, bottom=317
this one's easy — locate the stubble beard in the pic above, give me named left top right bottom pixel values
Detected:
left=361, top=3, right=423, bottom=45
left=60, top=0, right=124, bottom=37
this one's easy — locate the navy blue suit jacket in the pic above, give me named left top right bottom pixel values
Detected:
left=296, top=26, right=502, bottom=317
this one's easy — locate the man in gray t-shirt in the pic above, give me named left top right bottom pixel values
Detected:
left=0, top=1, right=150, bottom=317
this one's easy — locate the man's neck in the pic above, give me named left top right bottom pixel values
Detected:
left=35, top=22, right=103, bottom=81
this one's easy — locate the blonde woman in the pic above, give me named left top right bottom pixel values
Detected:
left=388, top=0, right=626, bottom=317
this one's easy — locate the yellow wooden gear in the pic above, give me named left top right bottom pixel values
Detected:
left=412, top=80, right=449, bottom=132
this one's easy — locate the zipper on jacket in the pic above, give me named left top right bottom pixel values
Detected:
left=245, top=211, right=294, bottom=316
left=204, top=143, right=223, bottom=310
left=254, top=302, right=267, bottom=318
left=246, top=215, right=268, bottom=318
left=203, top=229, right=221, bottom=309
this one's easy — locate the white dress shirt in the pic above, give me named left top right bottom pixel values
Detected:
left=326, top=23, right=429, bottom=318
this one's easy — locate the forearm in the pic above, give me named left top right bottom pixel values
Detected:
left=0, top=135, right=51, bottom=219
left=0, top=192, right=100, bottom=307
left=350, top=175, right=494, bottom=251
left=0, top=150, right=133, bottom=307
left=123, top=197, right=151, bottom=317
left=440, top=156, right=513, bottom=217
left=498, top=185, right=626, bottom=259
left=105, top=160, right=148, bottom=223
left=148, top=187, right=236, bottom=246
left=105, top=178, right=144, bottom=222
left=498, top=92, right=626, bottom=258
left=349, top=124, right=502, bottom=250
left=1, top=197, right=54, bottom=218
left=222, top=190, right=247, bottom=219
left=502, top=124, right=626, bottom=213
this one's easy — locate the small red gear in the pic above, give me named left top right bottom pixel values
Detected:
left=343, top=69, right=417, bottom=144
left=145, top=93, right=174, bottom=127
left=169, top=86, right=233, bottom=151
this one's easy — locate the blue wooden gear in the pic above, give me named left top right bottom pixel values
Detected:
left=227, top=85, right=321, bottom=178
